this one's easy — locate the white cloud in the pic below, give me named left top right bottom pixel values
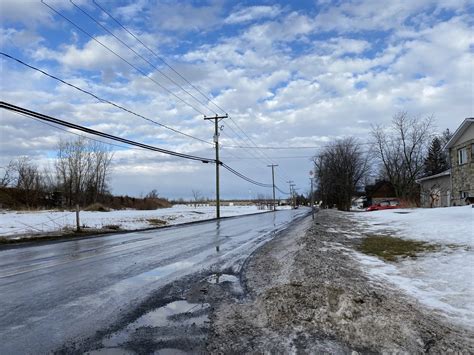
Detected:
left=149, top=1, right=223, bottom=32
left=224, top=5, right=282, bottom=24
left=1, top=0, right=473, bottom=198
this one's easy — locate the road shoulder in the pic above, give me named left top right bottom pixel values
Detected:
left=207, top=210, right=473, bottom=353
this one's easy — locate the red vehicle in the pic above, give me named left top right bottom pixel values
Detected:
left=366, top=200, right=400, bottom=211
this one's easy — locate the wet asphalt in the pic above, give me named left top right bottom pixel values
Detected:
left=0, top=208, right=309, bottom=354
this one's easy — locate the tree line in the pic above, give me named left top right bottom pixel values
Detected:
left=1, top=137, right=113, bottom=209
left=313, top=112, right=452, bottom=211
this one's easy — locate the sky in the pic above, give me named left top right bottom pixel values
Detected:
left=0, top=0, right=473, bottom=200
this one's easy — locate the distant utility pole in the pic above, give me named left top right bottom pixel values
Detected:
left=290, top=183, right=297, bottom=209
left=204, top=114, right=228, bottom=219
left=287, top=180, right=294, bottom=208
left=267, top=164, right=278, bottom=211
left=309, top=171, right=315, bottom=220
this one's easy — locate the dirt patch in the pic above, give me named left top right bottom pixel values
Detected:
left=207, top=210, right=473, bottom=353
left=146, top=218, right=168, bottom=226
left=358, top=234, right=438, bottom=261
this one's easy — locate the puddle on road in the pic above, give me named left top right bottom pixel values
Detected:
left=206, top=273, right=239, bottom=284
left=206, top=273, right=244, bottom=296
left=100, top=300, right=209, bottom=350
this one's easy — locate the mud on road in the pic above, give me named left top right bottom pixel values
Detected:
left=69, top=210, right=472, bottom=354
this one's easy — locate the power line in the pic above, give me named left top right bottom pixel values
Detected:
left=224, top=117, right=294, bottom=184
left=275, top=186, right=290, bottom=195
left=1, top=101, right=274, bottom=189
left=221, top=163, right=272, bottom=188
left=70, top=0, right=219, bottom=116
left=1, top=101, right=214, bottom=163
left=92, top=0, right=227, bottom=115
left=221, top=155, right=314, bottom=160
left=90, top=1, right=307, bottom=186
left=220, top=131, right=290, bottom=188
left=89, top=0, right=296, bottom=187
left=0, top=52, right=213, bottom=146
left=42, top=0, right=208, bottom=116
left=14, top=111, right=140, bottom=151
left=90, top=0, right=290, bottom=185
left=222, top=142, right=373, bottom=149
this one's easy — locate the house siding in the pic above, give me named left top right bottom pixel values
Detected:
left=449, top=124, right=474, bottom=206
left=419, top=174, right=451, bottom=208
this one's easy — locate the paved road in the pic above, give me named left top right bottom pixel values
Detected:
left=0, top=208, right=309, bottom=353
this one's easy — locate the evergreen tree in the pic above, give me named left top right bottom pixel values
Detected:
left=440, top=128, right=453, bottom=168
left=423, top=136, right=448, bottom=176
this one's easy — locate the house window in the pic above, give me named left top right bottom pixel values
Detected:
left=458, top=147, right=467, bottom=165
left=460, top=191, right=469, bottom=199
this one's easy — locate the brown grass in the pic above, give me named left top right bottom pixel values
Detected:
left=358, top=234, right=438, bottom=262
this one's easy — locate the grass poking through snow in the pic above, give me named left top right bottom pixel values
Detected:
left=358, top=234, right=438, bottom=262
left=146, top=218, right=168, bottom=226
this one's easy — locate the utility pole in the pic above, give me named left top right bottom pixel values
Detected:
left=310, top=173, right=315, bottom=220
left=290, top=183, right=296, bottom=209
left=286, top=180, right=293, bottom=208
left=204, top=114, right=228, bottom=219
left=267, top=164, right=278, bottom=211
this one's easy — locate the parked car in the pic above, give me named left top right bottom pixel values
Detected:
left=366, top=200, right=400, bottom=211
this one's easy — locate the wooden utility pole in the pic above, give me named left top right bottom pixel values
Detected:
left=75, top=204, right=80, bottom=232
left=290, top=184, right=296, bottom=208
left=204, top=114, right=228, bottom=219
left=267, top=164, right=278, bottom=211
left=310, top=176, right=315, bottom=220
left=287, top=180, right=294, bottom=208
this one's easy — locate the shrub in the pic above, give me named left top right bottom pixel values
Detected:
left=84, top=203, right=110, bottom=212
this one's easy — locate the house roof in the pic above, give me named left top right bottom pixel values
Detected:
left=444, top=118, right=474, bottom=149
left=416, top=169, right=451, bottom=183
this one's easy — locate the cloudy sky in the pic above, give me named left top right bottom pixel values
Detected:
left=0, top=0, right=473, bottom=200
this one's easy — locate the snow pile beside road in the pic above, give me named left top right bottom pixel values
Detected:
left=0, top=205, right=274, bottom=238
left=349, top=206, right=474, bottom=330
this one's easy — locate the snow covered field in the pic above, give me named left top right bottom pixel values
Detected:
left=0, top=205, right=274, bottom=238
left=349, top=206, right=474, bottom=330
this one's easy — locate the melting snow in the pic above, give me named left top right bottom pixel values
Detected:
left=349, top=206, right=474, bottom=330
left=0, top=205, right=278, bottom=237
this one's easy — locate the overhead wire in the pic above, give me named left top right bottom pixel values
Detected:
left=1, top=101, right=214, bottom=163
left=41, top=0, right=209, bottom=116
left=1, top=101, right=274, bottom=189
left=37, top=2, right=305, bottom=191
left=69, top=0, right=220, bottom=117
left=0, top=52, right=213, bottom=146
left=87, top=0, right=298, bottom=188
left=92, top=0, right=227, bottom=115
left=89, top=0, right=295, bottom=186
left=223, top=117, right=294, bottom=185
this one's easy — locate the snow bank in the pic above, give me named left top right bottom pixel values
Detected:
left=348, top=206, right=474, bottom=330
left=0, top=205, right=272, bottom=238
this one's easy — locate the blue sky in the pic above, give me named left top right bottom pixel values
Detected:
left=1, top=0, right=473, bottom=199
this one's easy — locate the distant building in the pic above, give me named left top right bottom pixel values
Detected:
left=444, top=118, right=474, bottom=206
left=365, top=181, right=397, bottom=207
left=417, top=170, right=451, bottom=208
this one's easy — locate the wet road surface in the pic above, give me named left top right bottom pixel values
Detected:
left=0, top=208, right=309, bottom=353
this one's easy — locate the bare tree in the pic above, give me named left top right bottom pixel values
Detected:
left=13, top=157, right=44, bottom=207
left=371, top=112, right=433, bottom=202
left=0, top=161, right=15, bottom=187
left=313, top=137, right=370, bottom=211
left=191, top=189, right=202, bottom=206
left=55, top=137, right=113, bottom=207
